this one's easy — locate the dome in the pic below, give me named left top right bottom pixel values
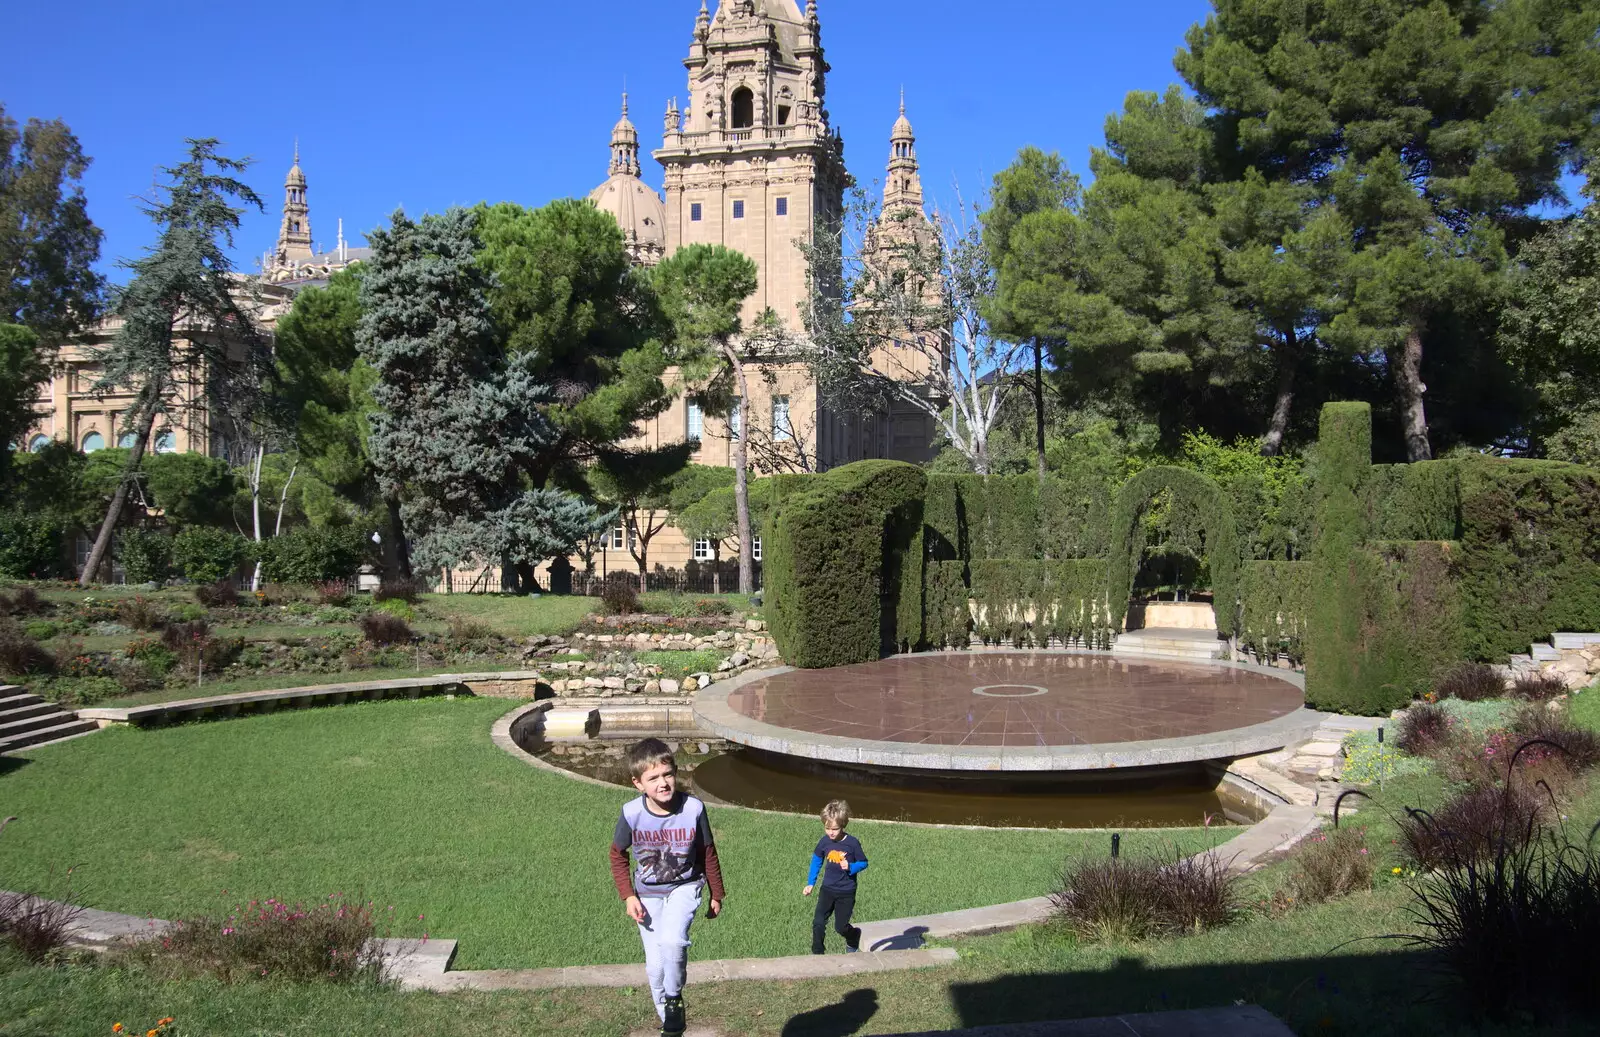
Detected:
left=588, top=174, right=667, bottom=265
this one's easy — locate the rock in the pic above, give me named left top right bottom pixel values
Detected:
left=603, top=676, right=626, bottom=690
left=730, top=652, right=750, bottom=667
left=697, top=742, right=711, bottom=755
left=698, top=674, right=712, bottom=690
left=644, top=680, right=661, bottom=695
left=660, top=678, right=681, bottom=695
left=745, top=618, right=766, bottom=632
left=583, top=677, right=604, bottom=689
left=551, top=745, right=568, bottom=756
left=716, top=659, right=734, bottom=673
left=625, top=682, right=644, bottom=694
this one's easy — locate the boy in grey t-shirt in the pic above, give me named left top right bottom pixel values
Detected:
left=610, top=738, right=726, bottom=1037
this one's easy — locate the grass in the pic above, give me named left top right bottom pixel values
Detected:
left=632, top=649, right=726, bottom=680
left=0, top=697, right=1217, bottom=971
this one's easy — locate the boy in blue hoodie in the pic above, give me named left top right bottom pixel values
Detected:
left=801, top=799, right=868, bottom=954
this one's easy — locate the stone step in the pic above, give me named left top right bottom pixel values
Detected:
left=0, top=718, right=99, bottom=753
left=1531, top=643, right=1562, bottom=662
left=1111, top=644, right=1224, bottom=660
left=0, top=693, right=44, bottom=712
left=0, top=702, right=63, bottom=727
left=0, top=709, right=80, bottom=740
left=1552, top=632, right=1600, bottom=650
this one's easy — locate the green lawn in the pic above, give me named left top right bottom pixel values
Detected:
left=0, top=697, right=1214, bottom=971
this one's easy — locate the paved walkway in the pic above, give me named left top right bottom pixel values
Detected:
left=622, top=1006, right=1294, bottom=1037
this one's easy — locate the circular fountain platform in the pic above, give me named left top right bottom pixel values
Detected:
left=694, top=652, right=1318, bottom=773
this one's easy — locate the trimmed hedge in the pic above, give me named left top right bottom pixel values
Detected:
left=766, top=460, right=926, bottom=668
left=1363, top=460, right=1461, bottom=541
left=1108, top=467, right=1239, bottom=637
left=924, top=474, right=1040, bottom=561
left=253, top=526, right=370, bottom=585
left=1454, top=458, right=1600, bottom=658
left=1239, top=560, right=1311, bottom=664
left=1306, top=403, right=1372, bottom=713
left=0, top=512, right=66, bottom=580
left=923, top=559, right=969, bottom=648
left=968, top=559, right=1114, bottom=648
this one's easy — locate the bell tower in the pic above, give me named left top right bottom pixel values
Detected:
left=656, top=0, right=848, bottom=329
left=275, top=143, right=314, bottom=268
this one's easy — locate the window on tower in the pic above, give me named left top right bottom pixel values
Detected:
left=731, top=87, right=754, bottom=129
left=775, top=197, right=788, bottom=217
left=691, top=202, right=703, bottom=222
left=778, top=105, right=791, bottom=126
left=732, top=200, right=745, bottom=220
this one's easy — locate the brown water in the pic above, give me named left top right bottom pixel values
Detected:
left=540, top=744, right=1255, bottom=830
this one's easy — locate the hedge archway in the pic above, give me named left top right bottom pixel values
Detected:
left=1108, top=466, right=1240, bottom=637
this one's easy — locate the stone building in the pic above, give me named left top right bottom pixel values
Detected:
left=577, top=0, right=942, bottom=584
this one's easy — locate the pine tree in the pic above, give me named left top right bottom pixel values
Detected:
left=78, top=139, right=265, bottom=586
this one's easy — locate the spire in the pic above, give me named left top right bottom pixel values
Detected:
left=884, top=95, right=923, bottom=212
left=275, top=144, right=313, bottom=267
left=608, top=92, right=641, bottom=177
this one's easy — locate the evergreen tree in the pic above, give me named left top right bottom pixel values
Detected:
left=0, top=323, right=49, bottom=489
left=1178, top=0, right=1600, bottom=460
left=0, top=104, right=105, bottom=341
left=78, top=139, right=265, bottom=586
left=357, top=207, right=605, bottom=587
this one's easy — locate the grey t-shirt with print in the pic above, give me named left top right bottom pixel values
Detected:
left=613, top=794, right=714, bottom=898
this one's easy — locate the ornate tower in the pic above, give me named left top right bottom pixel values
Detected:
left=883, top=92, right=924, bottom=214
left=589, top=94, right=668, bottom=266
left=655, top=0, right=848, bottom=329
left=275, top=144, right=314, bottom=268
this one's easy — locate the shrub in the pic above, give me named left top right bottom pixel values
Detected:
left=0, top=512, right=65, bottom=580
left=1507, top=704, right=1600, bottom=772
left=1239, top=560, right=1311, bottom=664
left=1286, top=826, right=1373, bottom=905
left=1400, top=783, right=1546, bottom=872
left=446, top=615, right=495, bottom=640
left=253, top=526, right=369, bottom=585
left=374, top=598, right=415, bottom=621
left=121, top=894, right=385, bottom=984
left=315, top=581, right=351, bottom=607
left=172, top=527, right=247, bottom=584
left=115, top=595, right=166, bottom=632
left=0, top=885, right=85, bottom=962
left=22, top=620, right=57, bottom=641
left=373, top=578, right=419, bottom=605
left=0, top=587, right=47, bottom=616
left=1511, top=671, right=1570, bottom=702
left=359, top=612, right=413, bottom=645
left=126, top=637, right=179, bottom=677
left=193, top=579, right=238, bottom=609
left=600, top=581, right=639, bottom=616
left=0, top=619, right=55, bottom=676
left=767, top=460, right=927, bottom=667
left=117, top=528, right=174, bottom=585
left=1435, top=663, right=1506, bottom=703
left=1406, top=810, right=1600, bottom=1023
left=1052, top=849, right=1238, bottom=942
left=1396, top=702, right=1453, bottom=757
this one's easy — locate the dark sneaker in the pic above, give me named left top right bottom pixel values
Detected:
left=662, top=994, right=686, bottom=1037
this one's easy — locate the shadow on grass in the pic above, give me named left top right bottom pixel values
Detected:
left=780, top=988, right=878, bottom=1036
left=0, top=757, right=31, bottom=776
left=934, top=948, right=1595, bottom=1037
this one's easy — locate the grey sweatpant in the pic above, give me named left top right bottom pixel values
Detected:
left=636, top=882, right=703, bottom=1019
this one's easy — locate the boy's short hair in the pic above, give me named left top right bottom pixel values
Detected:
left=821, top=799, right=850, bottom=828
left=628, top=737, right=677, bottom=779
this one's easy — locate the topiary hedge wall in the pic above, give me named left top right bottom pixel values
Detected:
left=1108, top=467, right=1240, bottom=637
left=1363, top=460, right=1462, bottom=541
left=1454, top=459, right=1600, bottom=658
left=766, top=460, right=926, bottom=668
left=1239, top=560, right=1311, bottom=664
left=1306, top=403, right=1373, bottom=713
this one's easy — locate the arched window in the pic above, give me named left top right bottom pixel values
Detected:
left=153, top=430, right=176, bottom=454
left=80, top=431, right=105, bottom=453
left=731, top=87, right=754, bottom=129
left=118, top=432, right=138, bottom=448
left=28, top=434, right=49, bottom=453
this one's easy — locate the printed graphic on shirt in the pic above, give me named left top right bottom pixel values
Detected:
left=615, top=795, right=711, bottom=896
left=636, top=842, right=694, bottom=887
left=826, top=849, right=849, bottom=867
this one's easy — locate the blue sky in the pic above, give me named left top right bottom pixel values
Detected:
left=3, top=0, right=1219, bottom=280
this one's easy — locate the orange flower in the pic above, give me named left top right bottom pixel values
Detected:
left=159, top=1020, right=174, bottom=1027
left=148, top=1031, right=158, bottom=1037
left=112, top=1027, right=123, bottom=1034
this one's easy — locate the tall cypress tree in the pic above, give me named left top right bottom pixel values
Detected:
left=78, top=139, right=264, bottom=586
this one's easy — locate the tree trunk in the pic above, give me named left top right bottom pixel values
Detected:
left=729, top=346, right=754, bottom=595
left=1261, top=328, right=1298, bottom=458
left=1034, top=339, right=1047, bottom=483
left=384, top=497, right=413, bottom=581
left=79, top=399, right=159, bottom=587
left=249, top=445, right=266, bottom=591
left=514, top=561, right=536, bottom=593
left=1395, top=320, right=1432, bottom=462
